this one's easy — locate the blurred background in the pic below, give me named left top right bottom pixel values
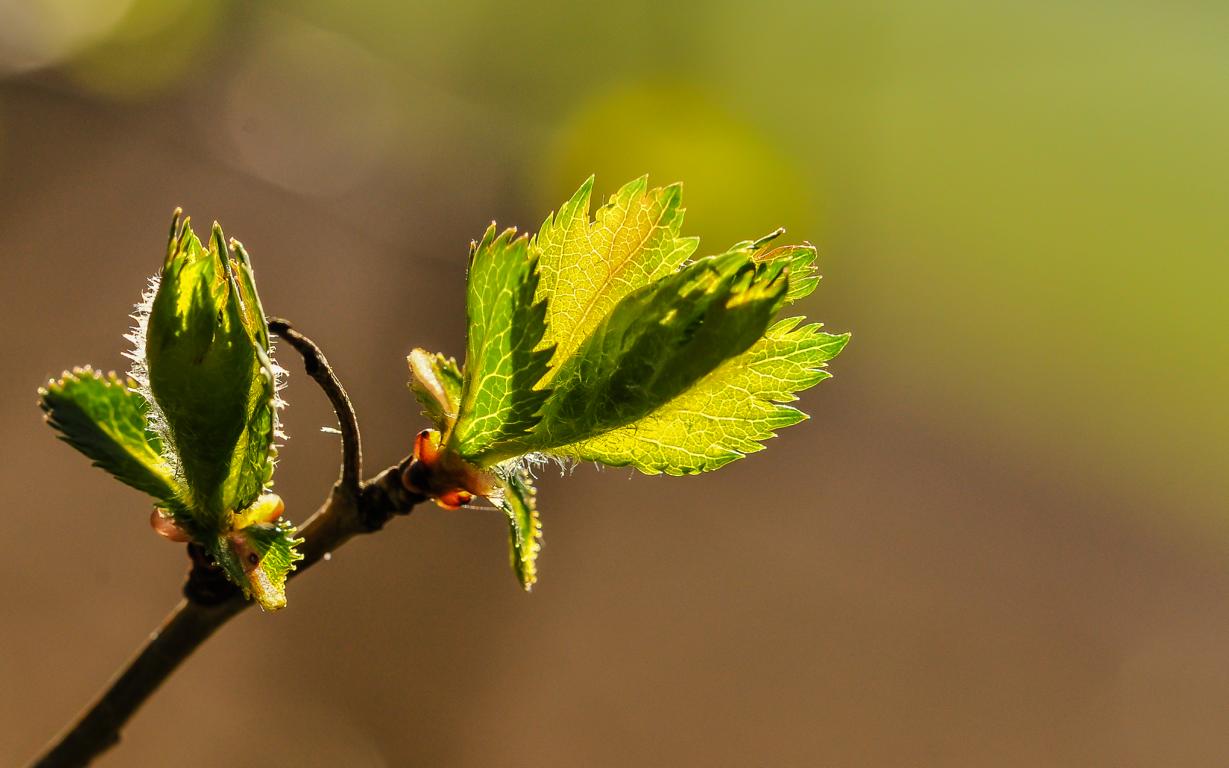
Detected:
left=1, top=0, right=1226, bottom=765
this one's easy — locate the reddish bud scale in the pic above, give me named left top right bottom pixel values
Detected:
left=403, top=429, right=492, bottom=510
left=150, top=509, right=191, bottom=542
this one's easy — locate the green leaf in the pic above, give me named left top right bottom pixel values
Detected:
left=533, top=176, right=698, bottom=382
left=39, top=366, right=182, bottom=506
left=525, top=251, right=789, bottom=451
left=492, top=466, right=542, bottom=590
left=408, top=348, right=463, bottom=431
left=555, top=318, right=850, bottom=474
left=228, top=240, right=271, bottom=350
left=222, top=237, right=281, bottom=512
left=145, top=213, right=276, bottom=529
left=447, top=225, right=554, bottom=465
left=209, top=514, right=303, bottom=612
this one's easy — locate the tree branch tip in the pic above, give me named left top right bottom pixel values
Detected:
left=267, top=317, right=362, bottom=492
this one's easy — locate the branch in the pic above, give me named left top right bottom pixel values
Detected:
left=268, top=317, right=362, bottom=495
left=30, top=324, right=424, bottom=768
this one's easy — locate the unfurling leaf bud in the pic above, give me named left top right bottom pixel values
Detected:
left=146, top=213, right=274, bottom=531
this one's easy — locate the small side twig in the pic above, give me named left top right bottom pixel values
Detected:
left=268, top=317, right=362, bottom=494
left=30, top=321, right=424, bottom=768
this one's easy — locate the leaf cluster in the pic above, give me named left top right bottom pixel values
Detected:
left=40, top=213, right=300, bottom=610
left=409, top=177, right=849, bottom=588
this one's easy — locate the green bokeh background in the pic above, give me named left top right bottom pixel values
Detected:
left=2, top=1, right=1225, bottom=765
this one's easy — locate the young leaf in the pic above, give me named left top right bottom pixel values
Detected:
left=208, top=515, right=303, bottom=611
left=222, top=238, right=282, bottom=513
left=533, top=176, right=698, bottom=380
left=39, top=367, right=181, bottom=506
left=752, top=242, right=821, bottom=304
left=447, top=225, right=554, bottom=465
left=554, top=318, right=850, bottom=474
left=552, top=241, right=849, bottom=474
left=526, top=251, right=789, bottom=451
left=222, top=361, right=277, bottom=514
left=493, top=467, right=542, bottom=590
left=408, top=348, right=463, bottom=431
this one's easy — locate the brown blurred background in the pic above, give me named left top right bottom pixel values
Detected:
left=2, top=1, right=1227, bottom=765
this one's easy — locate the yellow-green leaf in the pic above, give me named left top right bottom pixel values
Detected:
left=533, top=176, right=698, bottom=383
left=527, top=251, right=789, bottom=451
left=555, top=318, right=850, bottom=474
left=552, top=237, right=847, bottom=474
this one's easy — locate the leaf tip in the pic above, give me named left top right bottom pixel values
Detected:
left=210, top=221, right=228, bottom=255
left=751, top=227, right=787, bottom=249
left=168, top=207, right=184, bottom=239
